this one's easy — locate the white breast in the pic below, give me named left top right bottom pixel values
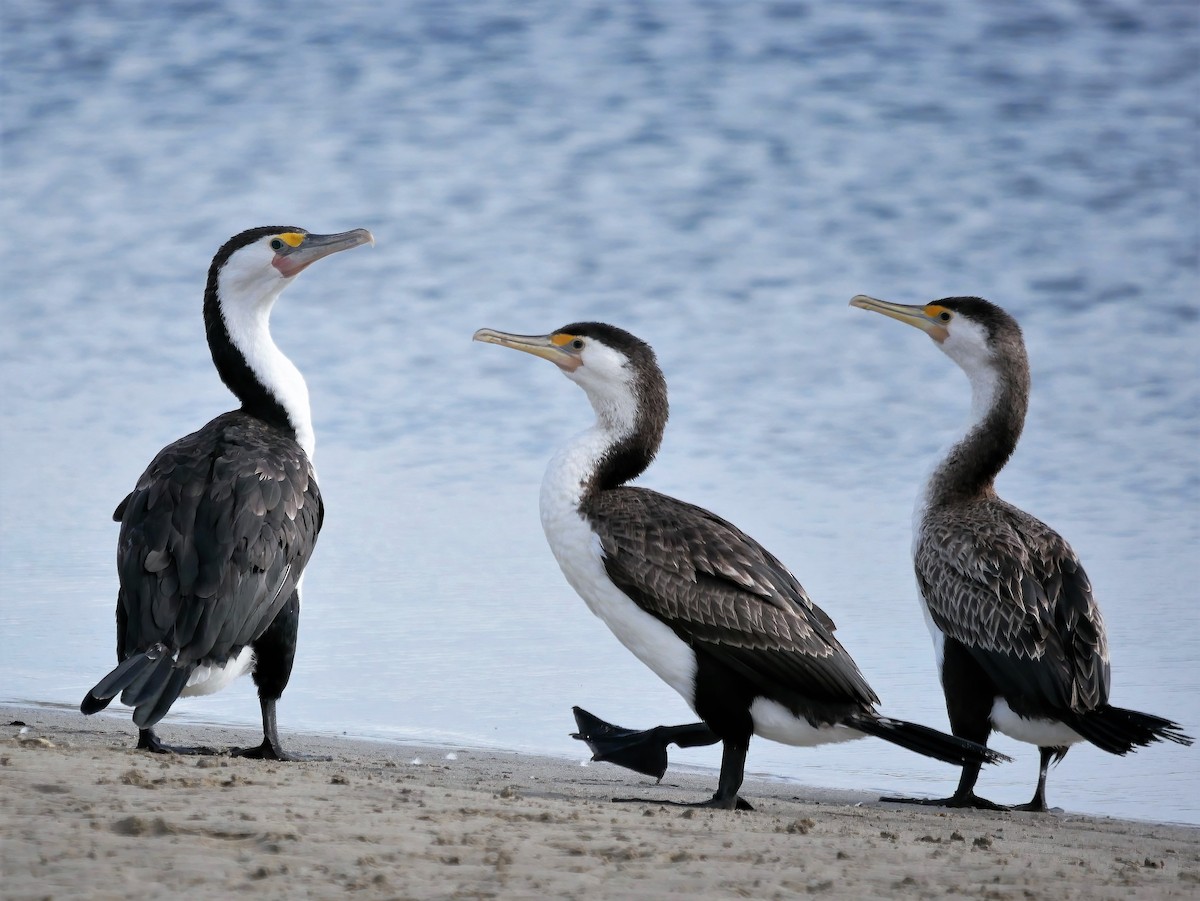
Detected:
left=540, top=435, right=699, bottom=704
left=540, top=429, right=700, bottom=705
left=539, top=427, right=878, bottom=750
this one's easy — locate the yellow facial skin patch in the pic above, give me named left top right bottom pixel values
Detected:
left=278, top=232, right=305, bottom=248
left=551, top=333, right=579, bottom=347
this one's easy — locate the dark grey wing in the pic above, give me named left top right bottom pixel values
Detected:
left=585, top=487, right=879, bottom=710
left=116, top=413, right=322, bottom=669
left=916, top=500, right=1109, bottom=712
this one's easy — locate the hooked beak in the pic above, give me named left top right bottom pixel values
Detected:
left=472, top=328, right=582, bottom=371
left=274, top=228, right=374, bottom=278
left=849, top=294, right=949, bottom=342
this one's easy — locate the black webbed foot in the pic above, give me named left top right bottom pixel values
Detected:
left=231, top=697, right=325, bottom=761
left=880, top=792, right=1008, bottom=811
left=1009, top=800, right=1061, bottom=813
left=612, top=794, right=754, bottom=811
left=572, top=707, right=670, bottom=779
left=137, top=729, right=217, bottom=756
left=230, top=738, right=329, bottom=762
left=571, top=706, right=719, bottom=780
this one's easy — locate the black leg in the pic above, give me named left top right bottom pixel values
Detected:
left=1011, top=747, right=1062, bottom=812
left=230, top=696, right=326, bottom=761
left=229, top=591, right=325, bottom=761
left=881, top=640, right=1008, bottom=810
left=611, top=649, right=757, bottom=811
left=710, top=738, right=751, bottom=809
left=881, top=759, right=1007, bottom=810
left=612, top=738, right=754, bottom=811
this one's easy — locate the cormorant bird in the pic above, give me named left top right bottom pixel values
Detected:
left=81, top=225, right=373, bottom=758
left=849, top=294, right=1192, bottom=810
left=474, top=322, right=1006, bottom=809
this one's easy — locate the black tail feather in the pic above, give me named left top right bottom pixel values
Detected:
left=1068, top=705, right=1193, bottom=756
left=122, top=650, right=174, bottom=708
left=847, top=714, right=1011, bottom=766
left=81, top=651, right=158, bottom=714
left=134, top=666, right=192, bottom=729
left=80, top=643, right=191, bottom=728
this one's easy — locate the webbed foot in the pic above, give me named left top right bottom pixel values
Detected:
left=612, top=794, right=754, bottom=811
left=230, top=738, right=328, bottom=762
left=137, top=729, right=217, bottom=756
left=880, top=792, right=1007, bottom=811
left=570, top=706, right=718, bottom=780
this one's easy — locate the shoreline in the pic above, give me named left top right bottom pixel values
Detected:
left=4, top=704, right=1198, bottom=899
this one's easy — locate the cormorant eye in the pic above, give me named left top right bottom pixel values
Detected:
left=571, top=338, right=585, bottom=350
left=939, top=311, right=951, bottom=322
left=270, top=238, right=284, bottom=251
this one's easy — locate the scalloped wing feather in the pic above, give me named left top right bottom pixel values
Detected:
left=916, top=498, right=1109, bottom=712
left=114, top=411, right=322, bottom=669
left=586, top=487, right=879, bottom=708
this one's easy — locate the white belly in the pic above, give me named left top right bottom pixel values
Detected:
left=542, top=501, right=699, bottom=704
left=181, top=646, right=256, bottom=697
left=541, top=473, right=872, bottom=749
left=750, top=697, right=866, bottom=747
left=538, top=427, right=875, bottom=750
left=990, top=698, right=1085, bottom=748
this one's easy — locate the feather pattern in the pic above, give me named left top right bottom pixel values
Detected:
left=916, top=497, right=1109, bottom=716
left=584, top=486, right=880, bottom=715
left=114, top=410, right=322, bottom=707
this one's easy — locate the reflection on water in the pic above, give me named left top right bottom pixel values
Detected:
left=2, top=1, right=1196, bottom=824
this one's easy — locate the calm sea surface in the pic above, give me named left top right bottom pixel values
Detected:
left=2, top=1, right=1197, bottom=824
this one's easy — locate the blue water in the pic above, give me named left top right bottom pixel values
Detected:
left=2, top=1, right=1197, bottom=824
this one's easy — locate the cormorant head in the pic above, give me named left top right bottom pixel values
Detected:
left=850, top=294, right=1025, bottom=379
left=207, top=226, right=374, bottom=311
left=473, top=321, right=668, bottom=439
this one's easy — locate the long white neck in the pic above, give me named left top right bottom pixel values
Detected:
left=217, top=274, right=315, bottom=460
left=539, top=423, right=618, bottom=540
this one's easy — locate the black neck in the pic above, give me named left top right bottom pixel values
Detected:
left=928, top=367, right=1028, bottom=505
left=202, top=279, right=295, bottom=436
left=586, top=379, right=668, bottom=496
left=589, top=427, right=662, bottom=493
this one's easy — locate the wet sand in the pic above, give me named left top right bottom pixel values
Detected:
left=3, top=704, right=1197, bottom=899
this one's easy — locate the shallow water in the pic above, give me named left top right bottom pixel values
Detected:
left=2, top=1, right=1197, bottom=823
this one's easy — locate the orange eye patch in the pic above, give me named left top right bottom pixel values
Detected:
left=924, top=304, right=952, bottom=322
left=550, top=333, right=579, bottom=346
left=278, top=232, right=305, bottom=248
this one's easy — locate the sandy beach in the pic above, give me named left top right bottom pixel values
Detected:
left=2, top=705, right=1197, bottom=899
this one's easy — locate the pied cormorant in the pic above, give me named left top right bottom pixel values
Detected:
left=474, top=322, right=1005, bottom=809
left=849, top=294, right=1192, bottom=810
left=81, top=225, right=373, bottom=758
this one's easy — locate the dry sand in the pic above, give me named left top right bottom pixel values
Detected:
left=2, top=704, right=1197, bottom=900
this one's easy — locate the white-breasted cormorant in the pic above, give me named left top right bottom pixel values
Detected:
left=475, top=321, right=1006, bottom=809
left=80, top=225, right=373, bottom=758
